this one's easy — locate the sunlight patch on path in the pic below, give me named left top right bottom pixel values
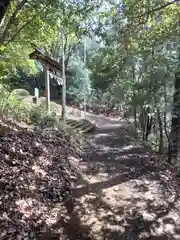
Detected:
left=70, top=116, right=180, bottom=239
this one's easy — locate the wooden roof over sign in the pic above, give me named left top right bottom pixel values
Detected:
left=29, top=49, right=72, bottom=77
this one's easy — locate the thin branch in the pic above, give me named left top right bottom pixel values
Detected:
left=130, top=0, right=180, bottom=20
left=5, top=2, right=52, bottom=45
left=148, top=0, right=180, bottom=15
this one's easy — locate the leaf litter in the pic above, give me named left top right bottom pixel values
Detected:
left=0, top=117, right=81, bottom=240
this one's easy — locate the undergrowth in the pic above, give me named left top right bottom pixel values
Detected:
left=0, top=83, right=84, bottom=160
left=0, top=84, right=85, bottom=239
left=0, top=84, right=58, bottom=125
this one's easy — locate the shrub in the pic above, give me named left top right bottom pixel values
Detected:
left=11, top=89, right=30, bottom=101
left=0, top=87, right=84, bottom=148
left=0, top=84, right=11, bottom=116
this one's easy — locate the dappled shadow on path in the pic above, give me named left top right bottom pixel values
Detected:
left=4, top=115, right=180, bottom=240
left=81, top=122, right=149, bottom=177
left=31, top=116, right=180, bottom=239
left=69, top=119, right=180, bottom=239
left=36, top=197, right=95, bottom=240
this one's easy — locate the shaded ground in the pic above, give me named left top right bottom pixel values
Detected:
left=1, top=113, right=180, bottom=240
left=0, top=117, right=80, bottom=240
left=64, top=115, right=180, bottom=240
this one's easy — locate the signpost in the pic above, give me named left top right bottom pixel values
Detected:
left=34, top=88, right=39, bottom=98
left=33, top=87, right=39, bottom=104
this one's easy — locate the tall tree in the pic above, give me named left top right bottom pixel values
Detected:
left=61, top=29, right=66, bottom=120
left=168, top=45, right=180, bottom=163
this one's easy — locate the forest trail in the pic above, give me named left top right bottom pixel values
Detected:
left=63, top=115, right=180, bottom=240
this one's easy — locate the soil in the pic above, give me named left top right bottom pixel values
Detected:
left=1, top=112, right=180, bottom=240
left=64, top=114, right=180, bottom=240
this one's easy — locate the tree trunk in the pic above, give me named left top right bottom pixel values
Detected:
left=0, top=0, right=11, bottom=25
left=139, top=106, right=153, bottom=141
left=133, top=106, right=137, bottom=129
left=61, top=29, right=66, bottom=120
left=145, top=114, right=153, bottom=141
left=163, top=81, right=169, bottom=140
left=157, top=108, right=163, bottom=154
left=139, top=107, right=146, bottom=139
left=145, top=107, right=153, bottom=141
left=168, top=70, right=180, bottom=163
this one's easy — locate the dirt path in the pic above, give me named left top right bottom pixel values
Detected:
left=59, top=116, right=180, bottom=240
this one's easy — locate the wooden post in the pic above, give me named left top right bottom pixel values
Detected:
left=61, top=29, right=66, bottom=121
left=45, top=65, right=50, bottom=113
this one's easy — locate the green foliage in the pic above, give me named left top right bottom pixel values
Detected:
left=83, top=0, right=180, bottom=155
left=0, top=0, right=179, bottom=158
left=0, top=85, right=59, bottom=127
left=31, top=109, right=58, bottom=127
left=0, top=84, right=11, bottom=115
left=0, top=84, right=29, bottom=118
left=67, top=55, right=91, bottom=103
left=0, top=0, right=99, bottom=81
left=10, top=88, right=30, bottom=101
